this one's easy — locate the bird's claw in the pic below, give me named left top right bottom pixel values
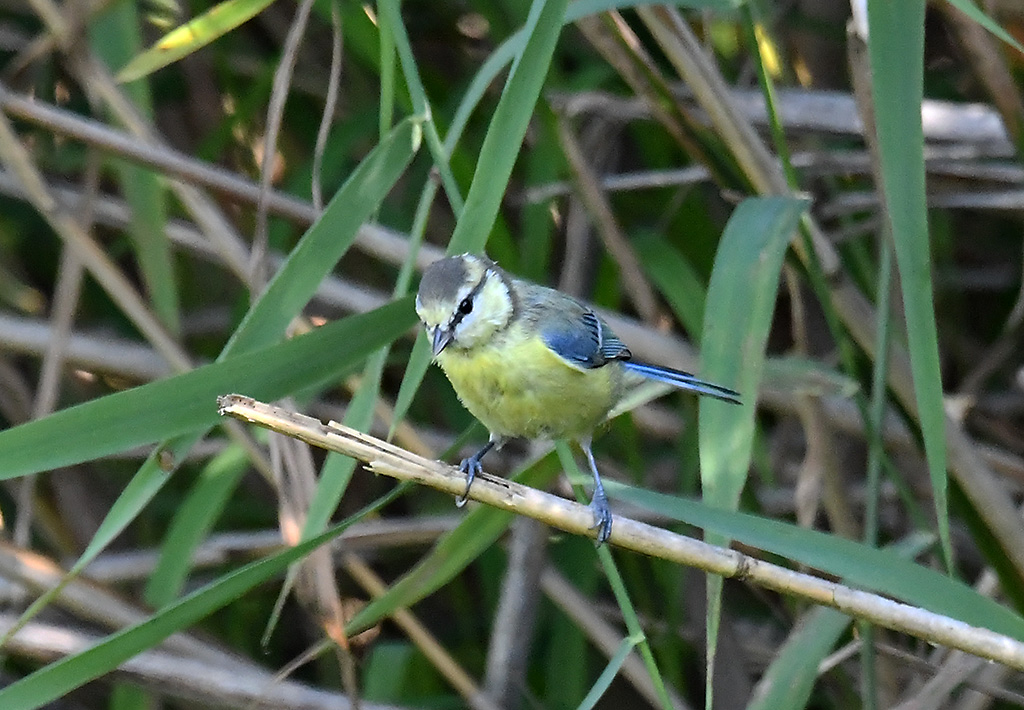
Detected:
left=456, top=456, right=482, bottom=508
left=589, top=489, right=613, bottom=544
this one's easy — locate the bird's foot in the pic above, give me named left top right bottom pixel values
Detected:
left=456, top=456, right=482, bottom=508
left=589, top=489, right=613, bottom=544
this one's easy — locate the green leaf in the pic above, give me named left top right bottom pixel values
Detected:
left=606, top=482, right=1024, bottom=641
left=868, top=0, right=952, bottom=570
left=559, top=444, right=672, bottom=709
left=144, top=444, right=250, bottom=607
left=699, top=196, right=807, bottom=515
left=0, top=298, right=415, bottom=480
left=697, top=196, right=807, bottom=705
left=116, top=0, right=277, bottom=82
left=446, top=0, right=569, bottom=256
left=747, top=607, right=849, bottom=710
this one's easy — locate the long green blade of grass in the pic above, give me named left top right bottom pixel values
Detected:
left=144, top=444, right=251, bottom=607
left=697, top=196, right=808, bottom=704
left=559, top=443, right=672, bottom=709
left=578, top=633, right=645, bottom=710
left=390, top=0, right=570, bottom=427
left=0, top=298, right=414, bottom=479
left=867, top=0, right=952, bottom=570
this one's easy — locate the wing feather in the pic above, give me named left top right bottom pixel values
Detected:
left=540, top=308, right=630, bottom=369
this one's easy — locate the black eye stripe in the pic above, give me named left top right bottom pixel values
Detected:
left=449, top=273, right=488, bottom=328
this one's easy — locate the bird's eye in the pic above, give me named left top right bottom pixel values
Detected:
left=458, top=297, right=474, bottom=315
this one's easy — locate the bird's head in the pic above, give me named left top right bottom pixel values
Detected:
left=415, top=253, right=515, bottom=356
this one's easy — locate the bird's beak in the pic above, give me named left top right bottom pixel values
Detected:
left=431, top=326, right=453, bottom=357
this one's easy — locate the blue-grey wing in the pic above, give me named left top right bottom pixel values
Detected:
left=540, top=308, right=631, bottom=369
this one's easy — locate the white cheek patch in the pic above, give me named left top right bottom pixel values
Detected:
left=451, top=272, right=513, bottom=346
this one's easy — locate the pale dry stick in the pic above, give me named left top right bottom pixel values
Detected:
left=541, top=567, right=692, bottom=710
left=311, top=0, right=343, bottom=212
left=0, top=540, right=253, bottom=669
left=483, top=517, right=547, bottom=707
left=344, top=554, right=504, bottom=710
left=14, top=146, right=98, bottom=547
left=635, top=5, right=1024, bottom=583
left=0, top=89, right=443, bottom=271
left=82, top=517, right=459, bottom=584
left=14, top=245, right=83, bottom=548
left=218, top=395, right=1024, bottom=672
left=571, top=84, right=1013, bottom=148
left=0, top=615, right=391, bottom=710
left=72, top=54, right=253, bottom=282
left=252, top=0, right=316, bottom=289
left=822, top=188, right=1024, bottom=215
left=0, top=311, right=171, bottom=380
left=523, top=150, right=1024, bottom=205
left=554, top=114, right=662, bottom=324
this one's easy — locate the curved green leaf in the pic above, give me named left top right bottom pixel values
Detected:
left=117, top=0, right=276, bottom=82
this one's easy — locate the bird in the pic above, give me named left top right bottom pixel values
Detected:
left=414, top=253, right=741, bottom=543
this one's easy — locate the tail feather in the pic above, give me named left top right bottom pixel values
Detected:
left=623, top=361, right=741, bottom=404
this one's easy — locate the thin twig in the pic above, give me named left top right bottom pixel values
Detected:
left=218, top=395, right=1024, bottom=673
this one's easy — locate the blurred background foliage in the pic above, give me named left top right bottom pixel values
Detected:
left=0, top=0, right=1021, bottom=708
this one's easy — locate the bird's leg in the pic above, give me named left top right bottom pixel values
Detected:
left=456, top=437, right=499, bottom=507
left=581, top=439, right=612, bottom=544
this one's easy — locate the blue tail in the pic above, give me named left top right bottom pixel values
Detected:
left=623, top=361, right=741, bottom=404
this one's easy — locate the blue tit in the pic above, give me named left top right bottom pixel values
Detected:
left=415, top=253, right=740, bottom=543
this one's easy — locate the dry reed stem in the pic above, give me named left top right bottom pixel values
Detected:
left=219, top=394, right=1024, bottom=673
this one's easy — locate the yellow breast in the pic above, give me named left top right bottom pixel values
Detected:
left=436, top=329, right=621, bottom=440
